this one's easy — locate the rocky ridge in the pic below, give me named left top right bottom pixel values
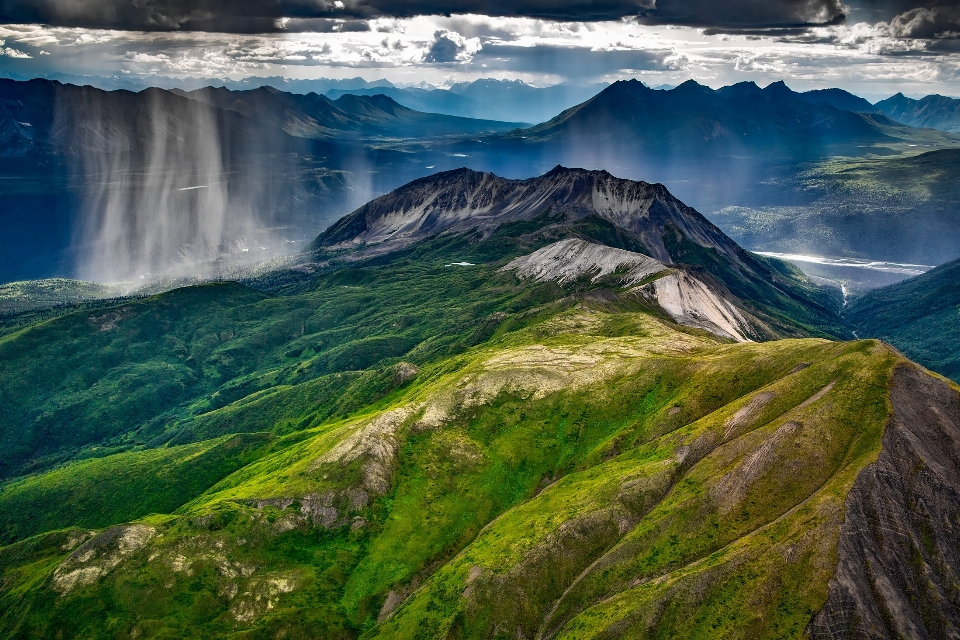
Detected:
left=312, top=165, right=743, bottom=266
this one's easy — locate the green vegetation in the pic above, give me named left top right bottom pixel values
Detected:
left=845, top=256, right=960, bottom=382
left=0, top=219, right=942, bottom=639
left=0, top=433, right=271, bottom=544
left=0, top=296, right=908, bottom=638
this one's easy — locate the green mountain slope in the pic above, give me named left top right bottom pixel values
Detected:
left=1, top=300, right=957, bottom=639
left=845, top=256, right=960, bottom=382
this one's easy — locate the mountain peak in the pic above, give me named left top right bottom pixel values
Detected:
left=600, top=78, right=651, bottom=97
left=311, top=166, right=741, bottom=268
left=717, top=81, right=761, bottom=98
left=762, top=80, right=793, bottom=96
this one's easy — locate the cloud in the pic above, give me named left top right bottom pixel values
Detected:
left=636, top=0, right=847, bottom=30
left=424, top=29, right=479, bottom=62
left=0, top=0, right=849, bottom=32
left=1, top=45, right=30, bottom=56
left=472, top=43, right=679, bottom=80
left=888, top=5, right=960, bottom=38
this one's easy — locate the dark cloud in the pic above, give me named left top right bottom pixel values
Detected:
left=1, top=0, right=849, bottom=32
left=889, top=5, right=960, bottom=37
left=636, top=0, right=846, bottom=30
left=424, top=32, right=461, bottom=63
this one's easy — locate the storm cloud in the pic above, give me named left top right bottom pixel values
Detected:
left=888, top=5, right=960, bottom=38
left=1, top=0, right=850, bottom=32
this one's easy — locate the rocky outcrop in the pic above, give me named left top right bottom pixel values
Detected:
left=636, top=270, right=755, bottom=342
left=502, top=238, right=665, bottom=286
left=809, top=365, right=960, bottom=639
left=52, top=523, right=156, bottom=593
left=504, top=239, right=756, bottom=342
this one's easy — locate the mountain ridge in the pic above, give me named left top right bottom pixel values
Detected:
left=875, top=92, right=960, bottom=133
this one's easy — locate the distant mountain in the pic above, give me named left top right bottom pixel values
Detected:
left=798, top=88, right=878, bottom=113
left=1, top=79, right=516, bottom=158
left=313, top=165, right=847, bottom=338
left=175, top=85, right=517, bottom=140
left=846, top=256, right=960, bottom=381
left=326, top=79, right=606, bottom=125
left=325, top=85, right=482, bottom=120
left=0, top=70, right=396, bottom=95
left=875, top=92, right=960, bottom=133
left=425, top=79, right=959, bottom=245
left=508, top=80, right=897, bottom=158
left=432, top=78, right=938, bottom=194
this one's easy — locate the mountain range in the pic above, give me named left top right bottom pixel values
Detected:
left=3, top=76, right=960, bottom=286
left=1, top=166, right=959, bottom=638
left=326, top=79, right=608, bottom=124
left=875, top=92, right=960, bottom=133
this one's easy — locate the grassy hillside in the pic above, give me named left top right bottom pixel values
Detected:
left=0, top=217, right=845, bottom=481
left=0, top=300, right=910, bottom=639
left=845, top=256, right=960, bottom=382
left=0, top=235, right=569, bottom=479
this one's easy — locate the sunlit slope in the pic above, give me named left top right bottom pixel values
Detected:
left=2, top=303, right=956, bottom=639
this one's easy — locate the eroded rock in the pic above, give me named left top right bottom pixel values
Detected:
left=809, top=365, right=960, bottom=639
left=52, top=523, right=156, bottom=593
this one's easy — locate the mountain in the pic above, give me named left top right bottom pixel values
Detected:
left=0, top=70, right=397, bottom=95
left=506, top=80, right=898, bottom=157
left=313, top=165, right=743, bottom=262
left=1, top=168, right=959, bottom=638
left=175, top=85, right=519, bottom=140
left=798, top=88, right=878, bottom=113
left=325, top=85, right=483, bottom=120
left=0, top=79, right=516, bottom=155
left=325, top=79, right=607, bottom=125
left=875, top=92, right=960, bottom=133
left=311, top=166, right=846, bottom=338
left=845, top=256, right=960, bottom=382
left=424, top=78, right=960, bottom=222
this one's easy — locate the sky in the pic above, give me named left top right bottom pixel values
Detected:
left=1, top=1, right=959, bottom=99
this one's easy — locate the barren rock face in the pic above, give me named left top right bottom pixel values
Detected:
left=504, top=239, right=757, bottom=341
left=52, top=524, right=156, bottom=593
left=809, top=365, right=960, bottom=639
left=313, top=166, right=741, bottom=266
left=501, top=238, right=665, bottom=286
